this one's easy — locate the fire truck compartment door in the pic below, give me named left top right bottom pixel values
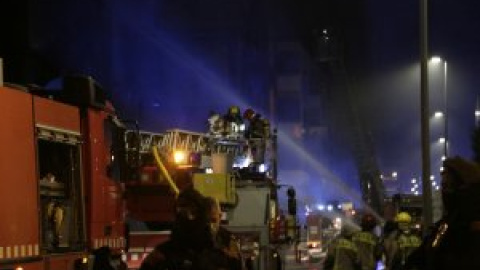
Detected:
left=193, top=173, right=236, bottom=205
left=227, top=187, right=270, bottom=226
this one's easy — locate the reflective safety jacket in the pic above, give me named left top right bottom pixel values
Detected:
left=324, top=236, right=361, bottom=270
left=352, top=231, right=380, bottom=270
left=384, top=231, right=421, bottom=270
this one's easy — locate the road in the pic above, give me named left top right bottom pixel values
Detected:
left=281, top=244, right=325, bottom=270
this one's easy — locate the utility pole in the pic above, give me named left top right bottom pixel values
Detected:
left=420, top=0, right=433, bottom=227
left=443, top=61, right=448, bottom=157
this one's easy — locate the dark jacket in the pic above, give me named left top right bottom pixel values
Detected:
left=404, top=158, right=480, bottom=270
left=405, top=185, right=480, bottom=270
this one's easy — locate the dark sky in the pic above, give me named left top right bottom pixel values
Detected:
left=2, top=0, right=480, bottom=205
left=356, top=0, right=480, bottom=185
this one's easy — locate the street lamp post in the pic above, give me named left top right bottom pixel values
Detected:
left=443, top=61, right=448, bottom=157
left=420, top=0, right=433, bottom=227
left=431, top=56, right=448, bottom=158
left=430, top=56, right=450, bottom=158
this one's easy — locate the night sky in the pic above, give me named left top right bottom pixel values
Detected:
left=358, top=0, right=480, bottom=187
left=2, top=0, right=480, bottom=208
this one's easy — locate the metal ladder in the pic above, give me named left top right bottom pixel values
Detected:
left=160, top=129, right=207, bottom=153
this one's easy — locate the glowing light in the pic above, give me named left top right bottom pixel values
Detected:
left=173, top=151, right=187, bottom=164
left=205, top=168, right=213, bottom=174
left=430, top=56, right=442, bottom=64
left=317, top=204, right=325, bottom=211
left=333, top=217, right=342, bottom=229
left=258, top=164, right=267, bottom=173
left=433, top=111, right=444, bottom=118
left=439, top=137, right=446, bottom=144
left=327, top=205, right=333, bottom=212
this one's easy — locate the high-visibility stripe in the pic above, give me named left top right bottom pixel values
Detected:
left=129, top=248, right=145, bottom=253
left=336, top=239, right=357, bottom=251
left=353, top=232, right=377, bottom=245
left=20, top=245, right=26, bottom=257
left=0, top=244, right=40, bottom=259
left=124, top=252, right=151, bottom=265
left=398, top=235, right=421, bottom=248
left=93, top=237, right=126, bottom=249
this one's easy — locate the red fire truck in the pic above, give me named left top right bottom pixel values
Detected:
left=0, top=68, right=297, bottom=270
left=123, top=110, right=298, bottom=270
left=0, top=75, right=127, bottom=270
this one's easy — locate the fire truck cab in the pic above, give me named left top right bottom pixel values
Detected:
left=0, top=76, right=127, bottom=270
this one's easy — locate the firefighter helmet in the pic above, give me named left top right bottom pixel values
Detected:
left=395, top=212, right=412, bottom=223
left=243, top=108, right=255, bottom=120
left=228, top=105, right=240, bottom=115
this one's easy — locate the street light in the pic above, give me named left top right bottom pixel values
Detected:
left=430, top=56, right=448, bottom=158
left=476, top=96, right=480, bottom=127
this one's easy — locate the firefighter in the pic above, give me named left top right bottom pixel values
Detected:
left=403, top=156, right=480, bottom=270
left=324, top=222, right=361, bottom=270
left=208, top=112, right=225, bottom=136
left=243, top=108, right=269, bottom=139
left=383, top=212, right=421, bottom=270
left=140, top=188, right=244, bottom=270
left=352, top=213, right=381, bottom=270
left=223, top=106, right=244, bottom=137
left=243, top=108, right=269, bottom=164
